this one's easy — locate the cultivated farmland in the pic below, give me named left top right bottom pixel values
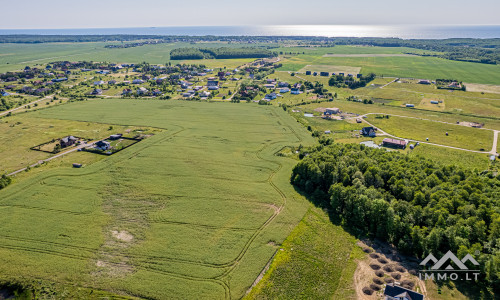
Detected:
left=0, top=99, right=314, bottom=299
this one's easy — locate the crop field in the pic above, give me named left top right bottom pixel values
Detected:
left=280, top=53, right=500, bottom=85
left=297, top=64, right=361, bottom=75
left=0, top=42, right=262, bottom=73
left=0, top=99, right=314, bottom=299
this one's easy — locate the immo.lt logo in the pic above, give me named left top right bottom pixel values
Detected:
left=419, top=250, right=480, bottom=281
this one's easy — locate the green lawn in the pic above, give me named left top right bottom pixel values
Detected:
left=0, top=99, right=315, bottom=299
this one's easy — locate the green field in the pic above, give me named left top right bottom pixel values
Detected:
left=0, top=42, right=258, bottom=73
left=366, top=114, right=494, bottom=151
left=0, top=99, right=315, bottom=299
left=281, top=54, right=500, bottom=85
left=245, top=206, right=364, bottom=299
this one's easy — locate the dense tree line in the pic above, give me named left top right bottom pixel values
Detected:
left=291, top=143, right=500, bottom=292
left=328, top=73, right=375, bottom=89
left=170, top=47, right=276, bottom=60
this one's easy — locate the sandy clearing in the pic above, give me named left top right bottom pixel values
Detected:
left=464, top=83, right=500, bottom=94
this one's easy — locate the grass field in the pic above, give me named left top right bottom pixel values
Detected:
left=280, top=54, right=500, bottom=85
left=245, top=206, right=364, bottom=299
left=366, top=114, right=494, bottom=151
left=0, top=99, right=315, bottom=299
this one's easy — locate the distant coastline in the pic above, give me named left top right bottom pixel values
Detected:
left=0, top=25, right=499, bottom=39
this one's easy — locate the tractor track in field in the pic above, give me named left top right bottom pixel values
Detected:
left=0, top=107, right=305, bottom=299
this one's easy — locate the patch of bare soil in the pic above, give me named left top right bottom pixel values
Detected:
left=353, top=240, right=426, bottom=299
left=111, top=230, right=134, bottom=242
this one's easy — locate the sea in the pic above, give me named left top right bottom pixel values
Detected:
left=0, top=25, right=499, bottom=39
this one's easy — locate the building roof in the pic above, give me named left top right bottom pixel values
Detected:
left=383, top=138, right=407, bottom=146
left=383, top=284, right=424, bottom=300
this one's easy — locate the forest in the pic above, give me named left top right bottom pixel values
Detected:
left=291, top=143, right=499, bottom=293
left=169, top=47, right=276, bottom=60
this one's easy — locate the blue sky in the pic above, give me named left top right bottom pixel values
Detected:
left=1, top=0, right=499, bottom=29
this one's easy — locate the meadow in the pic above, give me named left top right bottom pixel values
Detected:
left=365, top=114, right=494, bottom=151
left=0, top=99, right=315, bottom=299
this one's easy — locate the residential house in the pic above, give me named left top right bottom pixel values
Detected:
left=382, top=138, right=408, bottom=149
left=264, top=84, right=275, bottom=89
left=109, top=134, right=123, bottom=140
left=137, top=87, right=148, bottom=95
left=93, top=80, right=105, bottom=86
left=91, top=88, right=103, bottom=95
left=280, top=88, right=290, bottom=93
left=132, top=79, right=144, bottom=84
left=152, top=89, right=163, bottom=96
left=278, top=82, right=289, bottom=88
left=200, top=91, right=210, bottom=98
left=324, top=107, right=340, bottom=115
left=60, top=136, right=78, bottom=148
left=320, top=72, right=329, bottom=77
left=0, top=90, right=9, bottom=97
left=207, top=80, right=219, bottom=87
left=108, top=80, right=117, bottom=85
left=305, top=71, right=312, bottom=75
left=96, top=140, right=111, bottom=151
left=265, top=93, right=277, bottom=100
left=405, top=104, right=415, bottom=108
left=361, top=127, right=377, bottom=137
left=383, top=283, right=424, bottom=300
left=122, top=88, right=133, bottom=95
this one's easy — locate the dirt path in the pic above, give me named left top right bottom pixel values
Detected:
left=380, top=78, right=399, bottom=89
left=0, top=94, right=54, bottom=117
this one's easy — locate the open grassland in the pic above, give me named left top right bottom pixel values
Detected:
left=0, top=99, right=314, bottom=299
left=276, top=45, right=438, bottom=56
left=0, top=114, right=152, bottom=173
left=409, top=144, right=491, bottom=170
left=245, top=206, right=364, bottom=300
left=366, top=114, right=494, bottom=151
left=280, top=54, right=500, bottom=85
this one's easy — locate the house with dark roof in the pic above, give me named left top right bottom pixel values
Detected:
left=96, top=140, right=111, bottom=150
left=265, top=93, right=277, bottom=100
left=60, top=136, right=78, bottom=148
left=383, top=284, right=424, bottom=300
left=361, top=127, right=376, bottom=137
left=91, top=88, right=102, bottom=95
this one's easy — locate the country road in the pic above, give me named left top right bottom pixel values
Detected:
left=0, top=94, right=55, bottom=117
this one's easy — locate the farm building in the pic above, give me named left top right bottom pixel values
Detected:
left=430, top=100, right=439, bottom=104
left=60, top=136, right=78, bottom=148
left=382, top=138, right=407, bottom=149
left=361, top=127, right=376, bottom=137
left=383, top=284, right=424, bottom=300
left=405, top=104, right=415, bottom=108
left=324, top=108, right=340, bottom=115
left=320, top=72, right=329, bottom=77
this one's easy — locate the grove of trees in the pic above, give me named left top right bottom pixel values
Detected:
left=170, top=47, right=276, bottom=60
left=291, top=143, right=499, bottom=292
